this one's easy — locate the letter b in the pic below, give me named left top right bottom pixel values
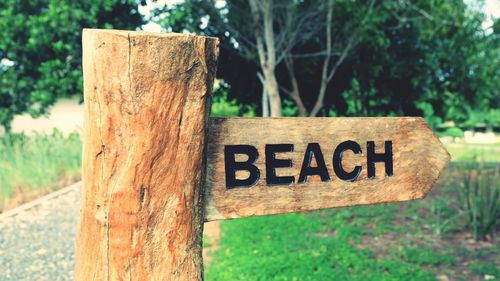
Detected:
left=224, top=145, right=260, bottom=189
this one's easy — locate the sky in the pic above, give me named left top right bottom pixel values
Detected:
left=485, top=0, right=500, bottom=16
left=482, top=0, right=500, bottom=30
left=139, top=0, right=183, bottom=32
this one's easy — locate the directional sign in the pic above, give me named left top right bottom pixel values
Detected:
left=76, top=29, right=453, bottom=281
left=204, top=117, right=450, bottom=221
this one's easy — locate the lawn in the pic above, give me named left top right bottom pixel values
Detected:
left=205, top=164, right=500, bottom=281
left=445, top=143, right=500, bottom=162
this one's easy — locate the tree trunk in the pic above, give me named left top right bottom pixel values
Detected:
left=309, top=0, right=334, bottom=117
left=249, top=0, right=282, bottom=117
left=75, top=29, right=219, bottom=281
left=284, top=56, right=307, bottom=116
left=263, top=66, right=282, bottom=117
left=361, top=89, right=367, bottom=116
left=262, top=89, right=270, bottom=117
left=258, top=72, right=270, bottom=117
left=289, top=89, right=307, bottom=117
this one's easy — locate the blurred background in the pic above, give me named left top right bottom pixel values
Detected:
left=0, top=0, right=498, bottom=280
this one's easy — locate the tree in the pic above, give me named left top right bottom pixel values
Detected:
left=338, top=0, right=499, bottom=127
left=155, top=0, right=498, bottom=123
left=282, top=0, right=377, bottom=116
left=154, top=0, right=386, bottom=116
left=154, top=0, right=324, bottom=117
left=0, top=0, right=143, bottom=131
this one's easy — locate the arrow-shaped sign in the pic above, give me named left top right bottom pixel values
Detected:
left=204, top=117, right=450, bottom=221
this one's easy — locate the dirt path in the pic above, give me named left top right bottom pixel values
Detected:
left=203, top=221, right=222, bottom=265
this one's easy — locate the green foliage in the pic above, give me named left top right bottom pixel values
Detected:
left=457, top=166, right=500, bottom=240
left=211, top=86, right=255, bottom=117
left=341, top=78, right=365, bottom=116
left=484, top=109, right=500, bottom=128
left=211, top=92, right=241, bottom=117
left=461, top=109, right=500, bottom=130
left=0, top=130, right=82, bottom=209
left=157, top=0, right=499, bottom=121
left=427, top=198, right=464, bottom=236
left=442, top=91, right=469, bottom=124
left=0, top=0, right=143, bottom=131
left=440, top=127, right=465, bottom=138
left=394, top=247, right=454, bottom=266
left=206, top=209, right=437, bottom=281
left=347, top=1, right=498, bottom=121
left=416, top=101, right=442, bottom=129
left=281, top=99, right=299, bottom=117
left=468, top=260, right=499, bottom=276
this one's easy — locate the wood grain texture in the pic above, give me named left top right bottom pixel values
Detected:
left=75, top=29, right=219, bottom=281
left=204, top=117, right=450, bottom=221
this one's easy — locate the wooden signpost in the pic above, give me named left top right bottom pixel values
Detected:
left=75, top=29, right=450, bottom=281
left=204, top=117, right=449, bottom=221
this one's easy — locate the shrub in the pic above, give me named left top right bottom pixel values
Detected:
left=416, top=101, right=443, bottom=129
left=211, top=89, right=255, bottom=117
left=461, top=109, right=500, bottom=130
left=440, top=127, right=464, bottom=138
left=456, top=165, right=500, bottom=240
left=468, top=260, right=499, bottom=276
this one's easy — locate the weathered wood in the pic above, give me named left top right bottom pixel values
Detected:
left=204, top=117, right=450, bottom=221
left=75, top=29, right=219, bottom=280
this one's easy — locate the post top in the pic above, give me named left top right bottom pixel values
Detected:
left=82, top=28, right=218, bottom=41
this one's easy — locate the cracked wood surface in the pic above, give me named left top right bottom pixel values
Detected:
left=75, top=29, right=219, bottom=281
left=204, top=117, right=450, bottom=221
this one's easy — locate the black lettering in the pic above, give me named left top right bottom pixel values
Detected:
left=298, top=143, right=330, bottom=184
left=367, top=141, right=393, bottom=178
left=333, top=140, right=362, bottom=182
left=265, top=144, right=295, bottom=186
left=224, top=145, right=260, bottom=189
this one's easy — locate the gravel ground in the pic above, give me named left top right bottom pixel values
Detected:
left=0, top=184, right=81, bottom=281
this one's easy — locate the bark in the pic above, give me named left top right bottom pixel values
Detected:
left=309, top=0, right=335, bottom=117
left=261, top=88, right=270, bottom=117
left=249, top=0, right=282, bottom=117
left=262, top=65, right=282, bottom=117
left=258, top=72, right=270, bottom=117
left=283, top=55, right=307, bottom=116
left=309, top=0, right=375, bottom=117
left=75, top=29, right=219, bottom=281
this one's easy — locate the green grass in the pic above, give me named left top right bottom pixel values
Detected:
left=206, top=164, right=500, bottom=281
left=445, top=143, right=500, bottom=162
left=468, top=260, right=499, bottom=276
left=206, top=207, right=439, bottom=280
left=0, top=130, right=82, bottom=210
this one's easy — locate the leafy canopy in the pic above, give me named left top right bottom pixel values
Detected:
left=0, top=0, right=143, bottom=131
left=154, top=0, right=498, bottom=127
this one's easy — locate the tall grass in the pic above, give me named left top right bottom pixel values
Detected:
left=457, top=164, right=500, bottom=240
left=0, top=130, right=82, bottom=210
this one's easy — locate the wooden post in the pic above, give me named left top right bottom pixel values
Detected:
left=75, top=29, right=219, bottom=280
